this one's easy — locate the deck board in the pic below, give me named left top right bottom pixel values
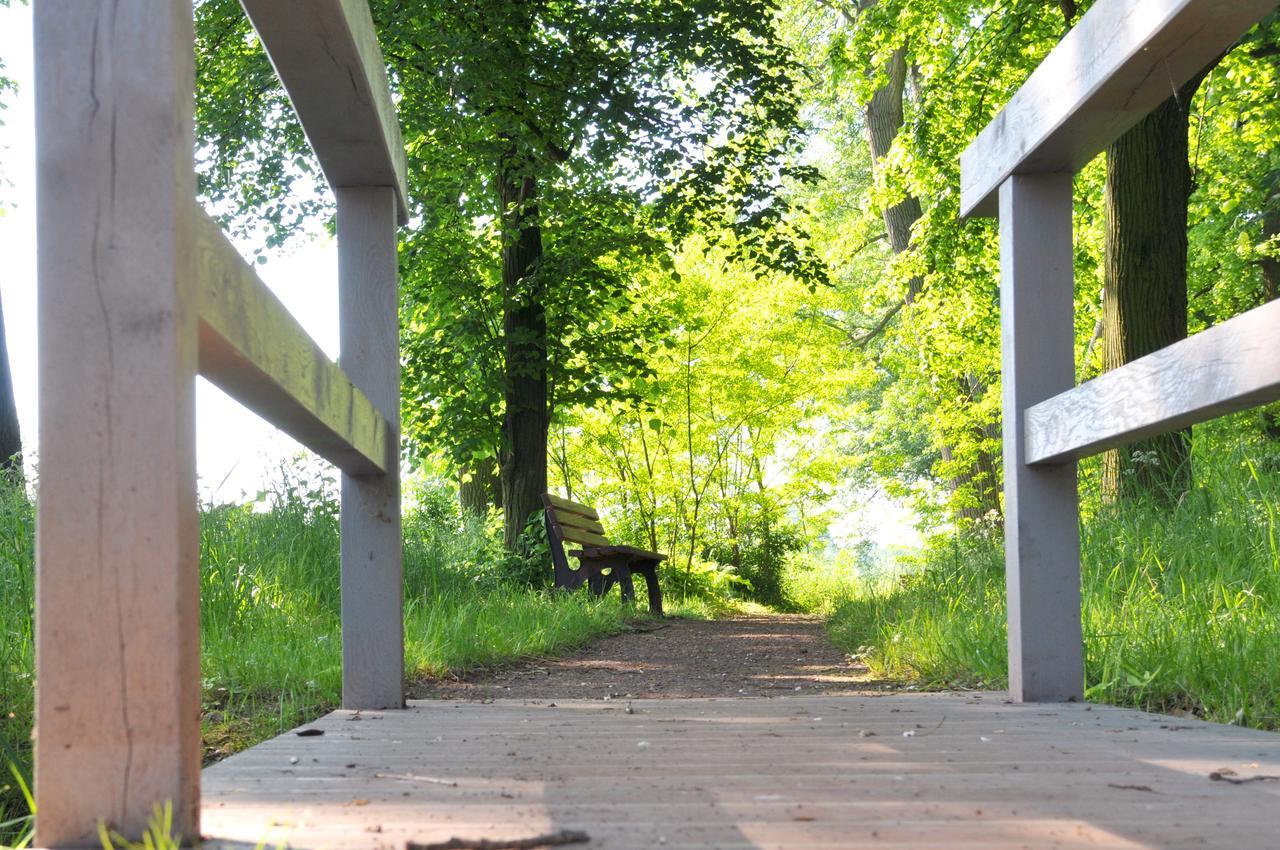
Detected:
left=202, top=694, right=1280, bottom=849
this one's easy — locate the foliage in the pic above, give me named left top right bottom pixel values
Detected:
left=193, top=0, right=825, bottom=490
left=550, top=239, right=854, bottom=605
left=828, top=421, right=1280, bottom=729
left=776, top=1, right=1279, bottom=523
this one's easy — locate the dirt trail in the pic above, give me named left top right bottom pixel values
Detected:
left=409, top=614, right=891, bottom=701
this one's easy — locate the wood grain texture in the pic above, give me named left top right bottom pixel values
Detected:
left=554, top=512, right=608, bottom=536
left=545, top=493, right=600, bottom=519
left=194, top=208, right=391, bottom=477
left=33, top=1, right=202, bottom=842
left=558, top=525, right=612, bottom=547
left=999, top=175, right=1084, bottom=703
left=1026, top=298, right=1280, bottom=464
left=202, top=694, right=1280, bottom=849
left=336, top=187, right=404, bottom=711
left=960, top=0, right=1277, bottom=217
left=239, top=0, right=410, bottom=224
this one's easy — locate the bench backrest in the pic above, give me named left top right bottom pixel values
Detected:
left=542, top=493, right=609, bottom=588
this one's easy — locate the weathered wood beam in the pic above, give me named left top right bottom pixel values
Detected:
left=34, top=0, right=202, bottom=842
left=961, top=0, right=1277, bottom=217
left=239, top=0, right=410, bottom=224
left=336, top=186, right=404, bottom=710
left=1000, top=174, right=1084, bottom=704
left=1026, top=299, right=1280, bottom=465
left=194, top=209, right=392, bottom=477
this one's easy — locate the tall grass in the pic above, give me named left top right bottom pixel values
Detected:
left=828, top=431, right=1280, bottom=729
left=0, top=465, right=630, bottom=844
left=0, top=472, right=33, bottom=846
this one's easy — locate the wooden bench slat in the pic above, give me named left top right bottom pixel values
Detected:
left=545, top=493, right=600, bottom=520
left=569, top=545, right=667, bottom=563
left=559, top=525, right=612, bottom=548
left=555, top=512, right=607, bottom=536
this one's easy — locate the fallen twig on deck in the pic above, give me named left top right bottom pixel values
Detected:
left=1209, top=771, right=1280, bottom=785
left=407, top=829, right=591, bottom=850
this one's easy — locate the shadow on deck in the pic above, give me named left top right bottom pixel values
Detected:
left=202, top=693, right=1280, bottom=849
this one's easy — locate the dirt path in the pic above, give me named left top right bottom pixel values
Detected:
left=409, top=614, right=891, bottom=700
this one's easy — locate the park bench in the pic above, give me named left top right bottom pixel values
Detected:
left=542, top=493, right=665, bottom=615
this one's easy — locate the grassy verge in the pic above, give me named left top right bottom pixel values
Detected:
left=827, top=433, right=1280, bottom=730
left=0, top=468, right=633, bottom=844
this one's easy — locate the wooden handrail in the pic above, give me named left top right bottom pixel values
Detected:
left=240, top=0, right=410, bottom=224
left=960, top=0, right=1276, bottom=217
left=1024, top=299, right=1280, bottom=465
left=194, top=208, right=392, bottom=476
left=33, top=2, right=408, bottom=840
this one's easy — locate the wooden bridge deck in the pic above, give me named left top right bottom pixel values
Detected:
left=201, top=693, right=1280, bottom=849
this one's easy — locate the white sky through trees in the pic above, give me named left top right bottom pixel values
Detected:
left=0, top=3, right=342, bottom=504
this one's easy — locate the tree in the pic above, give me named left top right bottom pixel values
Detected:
left=1100, top=71, right=1212, bottom=501
left=0, top=18, right=21, bottom=474
left=195, top=0, right=822, bottom=548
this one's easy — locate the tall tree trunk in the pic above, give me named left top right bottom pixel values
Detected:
left=863, top=45, right=1001, bottom=522
left=0, top=293, right=22, bottom=475
left=497, top=159, right=549, bottom=548
left=1262, top=166, right=1280, bottom=303
left=1101, top=74, right=1209, bottom=502
left=459, top=459, right=502, bottom=516
left=865, top=47, right=923, bottom=302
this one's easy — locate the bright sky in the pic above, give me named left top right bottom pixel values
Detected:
left=0, top=3, right=339, bottom=504
left=0, top=3, right=922, bottom=548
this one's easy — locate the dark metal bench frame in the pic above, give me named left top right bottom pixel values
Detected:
left=541, top=493, right=665, bottom=615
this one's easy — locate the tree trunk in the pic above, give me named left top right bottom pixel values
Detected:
left=863, top=44, right=1001, bottom=522
left=1101, top=75, right=1208, bottom=502
left=1262, top=166, right=1280, bottom=303
left=865, top=46, right=923, bottom=303
left=497, top=159, right=549, bottom=548
left=0, top=293, right=22, bottom=475
left=460, top=459, right=502, bottom=516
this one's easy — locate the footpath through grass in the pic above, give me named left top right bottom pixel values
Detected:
left=824, top=433, right=1280, bottom=731
left=0, top=469, right=637, bottom=844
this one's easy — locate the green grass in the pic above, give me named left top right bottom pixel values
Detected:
left=0, top=467, right=633, bottom=845
left=827, top=432, right=1280, bottom=729
left=0, top=472, right=33, bottom=847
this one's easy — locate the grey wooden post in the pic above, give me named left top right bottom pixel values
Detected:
left=33, top=0, right=202, bottom=842
left=999, top=173, right=1084, bottom=703
left=337, top=187, right=404, bottom=709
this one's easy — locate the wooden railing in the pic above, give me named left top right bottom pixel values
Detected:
left=960, top=0, right=1280, bottom=703
left=33, top=1, right=408, bottom=843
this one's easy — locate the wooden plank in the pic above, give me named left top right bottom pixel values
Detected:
left=239, top=0, right=409, bottom=224
left=33, top=1, right=202, bottom=842
left=336, top=187, right=404, bottom=710
left=545, top=492, right=600, bottom=520
left=1025, top=299, right=1280, bottom=464
left=999, top=175, right=1084, bottom=703
left=194, top=208, right=391, bottom=477
left=555, top=512, right=607, bottom=536
left=202, top=695, right=1280, bottom=850
left=960, top=0, right=1277, bottom=217
left=559, top=525, right=612, bottom=548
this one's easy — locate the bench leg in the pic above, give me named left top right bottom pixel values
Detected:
left=616, top=568, right=636, bottom=605
left=634, top=564, right=664, bottom=616
left=587, top=564, right=618, bottom=597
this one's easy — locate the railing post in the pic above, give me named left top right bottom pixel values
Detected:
left=34, top=0, right=201, bottom=843
left=337, top=186, right=404, bottom=709
left=998, top=173, right=1084, bottom=703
